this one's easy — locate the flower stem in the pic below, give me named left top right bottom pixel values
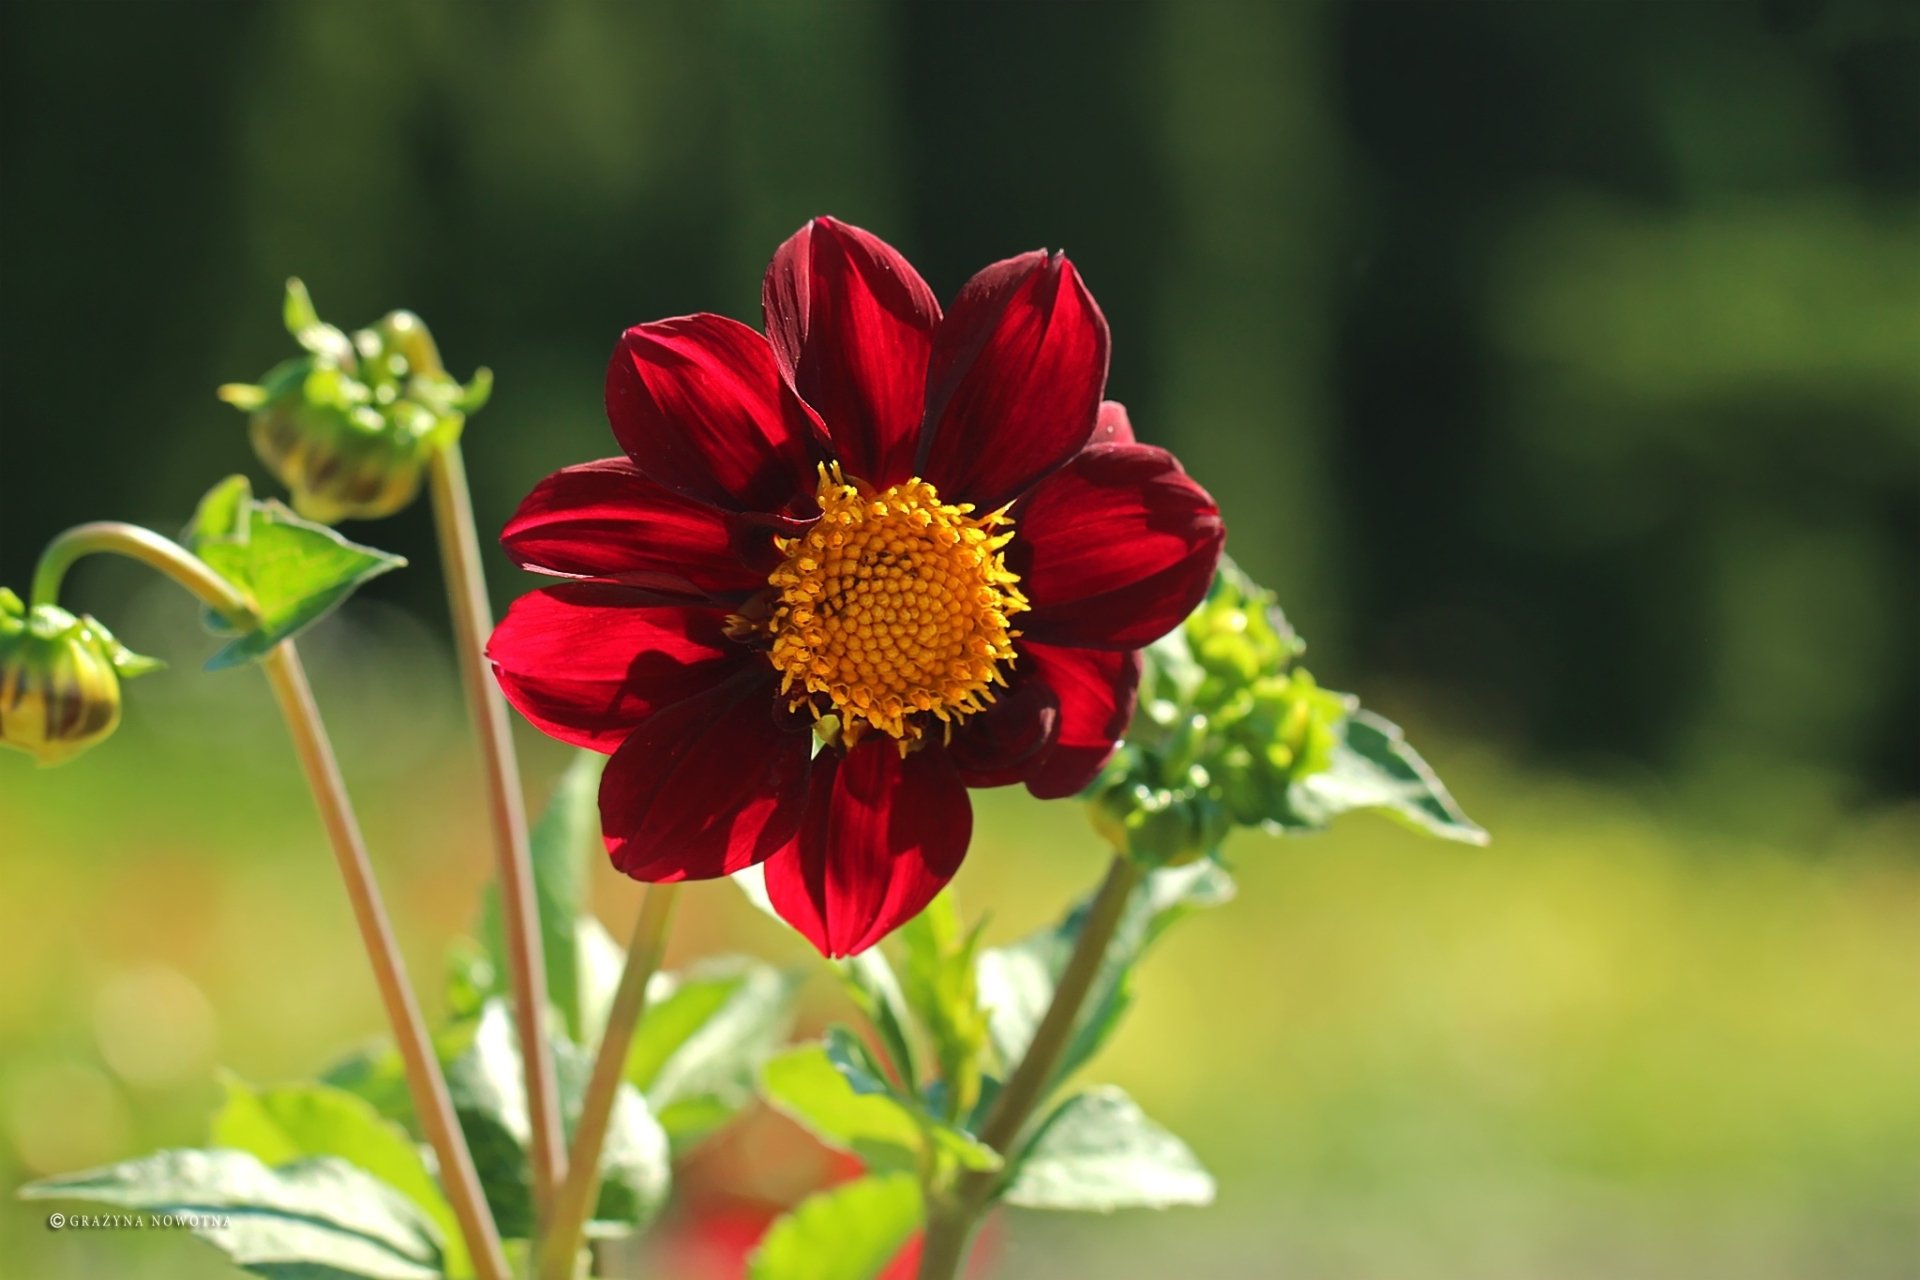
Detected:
left=30, top=523, right=256, bottom=622
left=426, top=440, right=568, bottom=1227
left=537, top=884, right=681, bottom=1280
left=261, top=645, right=512, bottom=1280
left=29, top=524, right=511, bottom=1280
left=915, top=1203, right=983, bottom=1280
left=917, top=854, right=1143, bottom=1280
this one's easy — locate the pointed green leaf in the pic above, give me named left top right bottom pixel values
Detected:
left=625, top=956, right=802, bottom=1151
left=1289, top=709, right=1487, bottom=844
left=185, top=475, right=255, bottom=546
left=20, top=1149, right=444, bottom=1278
left=479, top=750, right=604, bottom=1040
left=1002, top=1087, right=1213, bottom=1212
left=746, top=1173, right=923, bottom=1280
left=760, top=1030, right=999, bottom=1176
left=897, top=894, right=990, bottom=1123
left=210, top=1078, right=469, bottom=1278
left=836, top=949, right=921, bottom=1096
left=184, top=478, right=404, bottom=670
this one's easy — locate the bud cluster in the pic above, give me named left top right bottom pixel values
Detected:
left=220, top=280, right=490, bottom=524
left=1088, top=562, right=1351, bottom=868
left=0, top=589, right=162, bottom=766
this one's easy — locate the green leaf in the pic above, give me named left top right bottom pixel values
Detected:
left=184, top=477, right=405, bottom=670
left=1002, top=1086, right=1214, bottom=1212
left=211, top=1078, right=470, bottom=1278
left=836, top=949, right=920, bottom=1096
left=625, top=956, right=802, bottom=1151
left=976, top=861, right=1235, bottom=1084
left=897, top=894, right=991, bottom=1123
left=318, top=1047, right=413, bottom=1131
left=20, top=1149, right=444, bottom=1278
left=760, top=1029, right=999, bottom=1176
left=1289, top=708, right=1487, bottom=845
left=186, top=474, right=255, bottom=545
left=746, top=1173, right=923, bottom=1280
left=444, top=999, right=669, bottom=1240
left=478, top=751, right=604, bottom=1041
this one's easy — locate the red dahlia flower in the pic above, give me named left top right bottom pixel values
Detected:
left=487, top=218, right=1223, bottom=957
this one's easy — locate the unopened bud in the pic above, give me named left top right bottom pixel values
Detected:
left=0, top=589, right=161, bottom=767
left=219, top=280, right=490, bottom=524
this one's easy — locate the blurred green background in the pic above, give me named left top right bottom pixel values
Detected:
left=4, top=1, right=1918, bottom=1276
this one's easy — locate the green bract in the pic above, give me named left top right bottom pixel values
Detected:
left=219, top=279, right=491, bottom=524
left=1088, top=556, right=1486, bottom=867
left=0, top=587, right=161, bottom=766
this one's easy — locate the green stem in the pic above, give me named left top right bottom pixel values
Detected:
left=31, top=523, right=256, bottom=623
left=914, top=1202, right=982, bottom=1280
left=917, top=854, right=1143, bottom=1280
left=262, top=645, right=512, bottom=1280
left=426, top=441, right=568, bottom=1228
left=537, top=885, right=681, bottom=1280
left=30, top=526, right=512, bottom=1280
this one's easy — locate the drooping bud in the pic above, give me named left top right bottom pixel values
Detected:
left=0, top=589, right=162, bottom=767
left=219, top=280, right=491, bottom=524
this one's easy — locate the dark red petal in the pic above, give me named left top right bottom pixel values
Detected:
left=487, top=586, right=746, bottom=751
left=762, top=739, right=972, bottom=957
left=763, top=217, right=940, bottom=489
left=605, top=314, right=823, bottom=512
left=1012, top=443, right=1225, bottom=650
left=918, top=251, right=1110, bottom=510
left=599, top=671, right=810, bottom=882
left=1018, top=643, right=1142, bottom=800
left=948, top=672, right=1059, bottom=789
left=502, top=457, right=777, bottom=598
left=1091, top=399, right=1136, bottom=446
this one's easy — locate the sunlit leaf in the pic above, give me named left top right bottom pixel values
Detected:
left=1288, top=708, right=1487, bottom=844
left=897, top=894, right=990, bottom=1123
left=1002, top=1086, right=1213, bottom=1212
left=444, top=1000, right=669, bottom=1240
left=183, top=476, right=404, bottom=670
left=747, top=1173, right=923, bottom=1280
left=211, top=1077, right=469, bottom=1278
left=21, top=1149, right=444, bottom=1278
left=625, top=956, right=802, bottom=1151
left=759, top=1029, right=999, bottom=1176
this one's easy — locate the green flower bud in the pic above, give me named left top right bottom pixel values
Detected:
left=1087, top=761, right=1223, bottom=870
left=1181, top=559, right=1303, bottom=710
left=219, top=280, right=491, bottom=524
left=0, top=589, right=161, bottom=767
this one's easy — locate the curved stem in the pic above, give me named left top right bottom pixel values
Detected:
left=31, top=523, right=255, bottom=624
left=537, top=884, right=681, bottom=1280
left=32, top=523, right=511, bottom=1280
left=426, top=441, right=567, bottom=1227
left=917, top=854, right=1143, bottom=1280
left=262, top=646, right=512, bottom=1280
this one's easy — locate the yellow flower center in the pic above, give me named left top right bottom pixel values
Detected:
left=766, top=463, right=1027, bottom=746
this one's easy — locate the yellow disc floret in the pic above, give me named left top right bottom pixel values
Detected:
left=766, top=463, right=1027, bottom=746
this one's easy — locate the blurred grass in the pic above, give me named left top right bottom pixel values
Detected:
left=3, top=607, right=1917, bottom=1278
